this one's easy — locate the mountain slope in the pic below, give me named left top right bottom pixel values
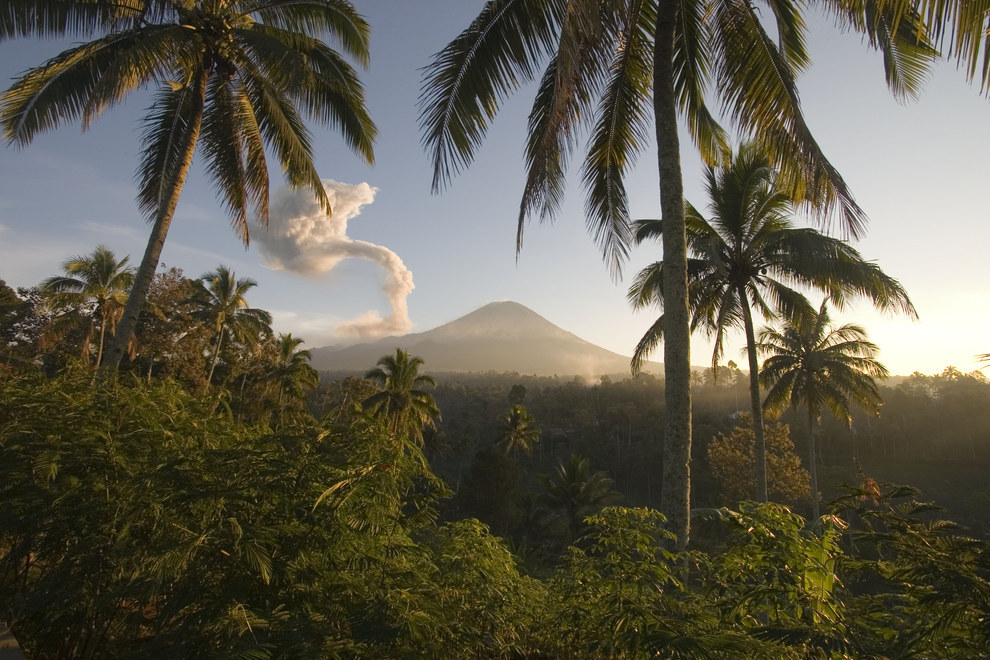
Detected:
left=309, top=301, right=656, bottom=377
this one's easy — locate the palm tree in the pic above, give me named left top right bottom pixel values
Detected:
left=272, top=333, right=319, bottom=408
left=419, top=0, right=939, bottom=548
left=41, top=245, right=134, bottom=367
left=628, top=143, right=914, bottom=502
left=188, top=266, right=272, bottom=384
left=496, top=404, right=541, bottom=457
left=538, top=454, right=621, bottom=546
left=757, top=301, right=889, bottom=519
left=1, top=0, right=377, bottom=372
left=363, top=349, right=440, bottom=446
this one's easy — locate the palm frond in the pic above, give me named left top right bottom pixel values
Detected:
left=627, top=261, right=664, bottom=310
left=517, top=55, right=571, bottom=249
left=673, top=0, right=729, bottom=164
left=863, top=0, right=990, bottom=92
left=834, top=0, right=940, bottom=101
left=631, top=314, right=664, bottom=374
left=201, top=78, right=250, bottom=243
left=1, top=25, right=185, bottom=145
left=237, top=24, right=377, bottom=163
left=245, top=0, right=371, bottom=65
left=298, top=41, right=376, bottom=162
left=136, top=80, right=201, bottom=220
left=241, top=65, right=328, bottom=214
left=235, top=84, right=271, bottom=227
left=531, top=0, right=616, bottom=214
left=418, top=0, right=565, bottom=192
left=580, top=0, right=654, bottom=276
left=0, top=0, right=150, bottom=40
left=711, top=0, right=867, bottom=238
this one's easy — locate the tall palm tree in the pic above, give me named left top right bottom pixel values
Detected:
left=757, top=301, right=889, bottom=519
left=188, top=266, right=272, bottom=384
left=272, top=333, right=319, bottom=408
left=538, top=454, right=621, bottom=546
left=627, top=143, right=914, bottom=502
left=41, top=245, right=134, bottom=367
left=419, top=0, right=941, bottom=548
left=363, top=349, right=440, bottom=446
left=1, top=0, right=377, bottom=372
left=496, top=404, right=541, bottom=457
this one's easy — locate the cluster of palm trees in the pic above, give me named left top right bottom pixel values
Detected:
left=627, top=145, right=910, bottom=517
left=417, top=0, right=990, bottom=548
left=34, top=247, right=319, bottom=409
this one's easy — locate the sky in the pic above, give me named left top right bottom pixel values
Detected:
left=0, top=2, right=988, bottom=378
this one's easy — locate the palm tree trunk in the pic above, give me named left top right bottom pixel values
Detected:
left=101, top=67, right=208, bottom=373
left=654, top=0, right=692, bottom=551
left=95, top=315, right=107, bottom=368
left=207, top=327, right=224, bottom=385
left=808, top=405, right=820, bottom=520
left=81, top=320, right=95, bottom=364
left=739, top=288, right=768, bottom=502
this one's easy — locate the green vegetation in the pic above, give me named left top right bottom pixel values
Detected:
left=2, top=364, right=988, bottom=656
left=707, top=413, right=811, bottom=505
left=4, top=1, right=990, bottom=654
left=2, top=261, right=989, bottom=655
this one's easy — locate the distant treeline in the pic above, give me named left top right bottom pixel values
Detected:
left=323, top=368, right=990, bottom=540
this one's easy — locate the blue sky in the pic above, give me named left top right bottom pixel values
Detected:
left=1, top=2, right=988, bottom=377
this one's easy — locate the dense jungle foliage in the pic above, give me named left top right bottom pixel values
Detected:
left=2, top=368, right=990, bottom=658
left=4, top=260, right=990, bottom=657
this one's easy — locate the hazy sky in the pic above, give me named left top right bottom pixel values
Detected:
left=1, top=2, right=987, bottom=377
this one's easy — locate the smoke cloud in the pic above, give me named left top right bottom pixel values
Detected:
left=255, top=180, right=414, bottom=339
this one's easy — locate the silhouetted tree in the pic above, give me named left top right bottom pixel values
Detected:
left=758, top=302, right=888, bottom=519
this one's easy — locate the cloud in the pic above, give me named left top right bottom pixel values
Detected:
left=254, top=180, right=414, bottom=339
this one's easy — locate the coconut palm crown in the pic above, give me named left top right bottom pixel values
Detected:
left=187, top=265, right=272, bottom=384
left=497, top=404, right=541, bottom=457
left=1, top=0, right=377, bottom=371
left=41, top=244, right=135, bottom=367
left=272, top=332, right=319, bottom=407
left=628, top=143, right=915, bottom=500
left=363, top=349, right=441, bottom=447
left=757, top=300, right=889, bottom=518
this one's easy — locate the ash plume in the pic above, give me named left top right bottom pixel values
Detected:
left=255, top=180, right=413, bottom=339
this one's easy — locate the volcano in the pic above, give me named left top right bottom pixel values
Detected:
left=308, top=301, right=658, bottom=378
